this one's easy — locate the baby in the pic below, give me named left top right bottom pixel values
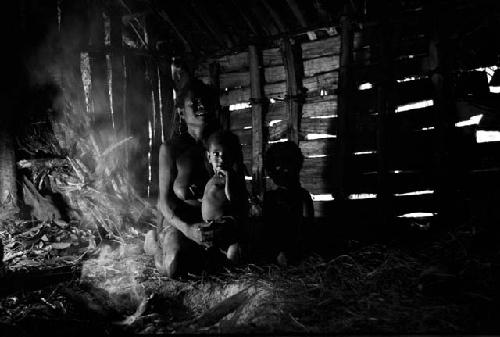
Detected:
left=263, top=141, right=314, bottom=266
left=201, top=130, right=248, bottom=262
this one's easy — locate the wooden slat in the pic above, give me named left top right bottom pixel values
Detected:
left=230, top=108, right=252, bottom=129
left=268, top=120, right=288, bottom=141
left=302, top=96, right=337, bottom=118
left=303, top=71, right=339, bottom=95
left=262, top=47, right=284, bottom=67
left=301, top=36, right=341, bottom=59
left=264, top=81, right=287, bottom=98
left=266, top=101, right=287, bottom=121
left=264, top=65, right=286, bottom=83
left=303, top=56, right=339, bottom=77
left=301, top=117, right=337, bottom=135
left=217, top=52, right=249, bottom=72
left=299, top=138, right=336, bottom=157
left=220, top=71, right=249, bottom=89
left=220, top=87, right=250, bottom=106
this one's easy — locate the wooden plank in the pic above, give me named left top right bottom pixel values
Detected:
left=230, top=108, right=252, bottom=129
left=299, top=138, right=336, bottom=157
left=264, top=82, right=287, bottom=98
left=303, top=71, right=339, bottom=95
left=249, top=45, right=266, bottom=206
left=301, top=36, right=341, bottom=59
left=264, top=65, right=286, bottom=84
left=302, top=96, right=337, bottom=118
left=220, top=71, right=249, bottom=90
left=303, top=56, right=340, bottom=77
left=281, top=37, right=303, bottom=143
left=262, top=47, right=283, bottom=67
left=220, top=87, right=250, bottom=106
left=301, top=117, right=337, bottom=135
left=267, top=120, right=288, bottom=141
left=218, top=52, right=249, bottom=72
left=266, top=101, right=287, bottom=121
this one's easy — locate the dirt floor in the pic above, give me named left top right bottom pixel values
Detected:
left=1, top=220, right=500, bottom=335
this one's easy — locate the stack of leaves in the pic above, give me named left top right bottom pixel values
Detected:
left=1, top=219, right=97, bottom=270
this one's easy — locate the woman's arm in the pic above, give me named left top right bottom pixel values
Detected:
left=157, top=143, right=204, bottom=244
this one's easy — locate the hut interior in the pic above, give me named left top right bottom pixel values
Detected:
left=1, top=0, right=500, bottom=334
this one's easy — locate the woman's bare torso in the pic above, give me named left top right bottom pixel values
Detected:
left=172, top=140, right=210, bottom=208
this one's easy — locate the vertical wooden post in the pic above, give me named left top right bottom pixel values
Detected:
left=427, top=3, right=456, bottom=229
left=88, top=0, right=112, bottom=148
left=0, top=126, right=17, bottom=210
left=158, top=57, right=175, bottom=141
left=335, top=7, right=354, bottom=201
left=209, top=61, right=228, bottom=130
left=248, top=44, right=266, bottom=209
left=280, top=37, right=303, bottom=144
left=109, top=5, right=126, bottom=136
left=375, top=14, right=396, bottom=228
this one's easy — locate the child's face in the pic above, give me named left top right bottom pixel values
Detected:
left=207, top=141, right=234, bottom=173
left=269, top=160, right=300, bottom=187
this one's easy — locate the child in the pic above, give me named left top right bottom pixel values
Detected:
left=201, top=130, right=248, bottom=263
left=263, top=141, right=314, bottom=266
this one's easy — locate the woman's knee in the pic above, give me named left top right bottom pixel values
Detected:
left=226, top=243, right=242, bottom=263
left=159, top=228, right=184, bottom=277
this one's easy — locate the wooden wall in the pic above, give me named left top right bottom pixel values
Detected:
left=195, top=2, right=500, bottom=231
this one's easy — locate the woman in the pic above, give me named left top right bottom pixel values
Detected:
left=146, top=79, right=246, bottom=278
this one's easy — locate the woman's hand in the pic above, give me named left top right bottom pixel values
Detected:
left=187, top=222, right=216, bottom=248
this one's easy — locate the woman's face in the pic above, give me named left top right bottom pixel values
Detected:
left=182, top=90, right=211, bottom=126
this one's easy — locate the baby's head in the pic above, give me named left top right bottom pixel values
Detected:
left=265, top=141, right=304, bottom=188
left=206, top=130, right=242, bottom=173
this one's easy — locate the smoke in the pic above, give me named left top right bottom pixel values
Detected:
left=80, top=244, right=147, bottom=317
